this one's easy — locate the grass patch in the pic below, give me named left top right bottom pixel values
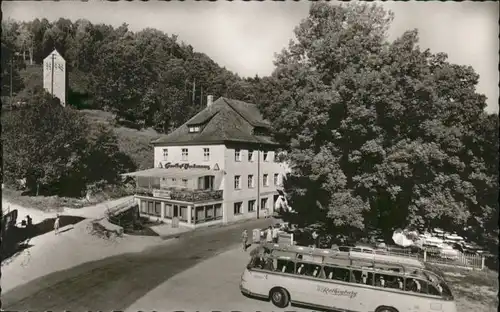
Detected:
left=2, top=185, right=136, bottom=212
left=79, top=109, right=162, bottom=170
left=436, top=266, right=499, bottom=312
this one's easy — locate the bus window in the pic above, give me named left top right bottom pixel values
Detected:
left=296, top=262, right=320, bottom=277
left=277, top=259, right=295, bottom=274
left=249, top=256, right=265, bottom=269
left=262, top=257, right=276, bottom=271
left=324, top=266, right=350, bottom=282
left=352, top=270, right=374, bottom=285
left=428, top=282, right=443, bottom=296
left=405, top=278, right=427, bottom=293
left=351, top=270, right=362, bottom=283
left=375, top=273, right=400, bottom=288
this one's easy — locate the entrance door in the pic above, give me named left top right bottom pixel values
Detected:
left=173, top=205, right=179, bottom=217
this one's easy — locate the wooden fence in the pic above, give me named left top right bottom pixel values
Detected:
left=371, top=247, right=485, bottom=270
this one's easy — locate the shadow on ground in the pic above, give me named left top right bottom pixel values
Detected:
left=1, top=215, right=85, bottom=264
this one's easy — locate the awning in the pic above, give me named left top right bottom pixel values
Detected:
left=122, top=167, right=221, bottom=179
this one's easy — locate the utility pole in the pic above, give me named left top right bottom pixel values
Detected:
left=191, top=79, right=196, bottom=105
left=257, top=145, right=261, bottom=219
left=51, top=53, right=56, bottom=97
left=10, top=51, right=19, bottom=106
left=10, top=57, right=13, bottom=105
left=199, top=86, right=203, bottom=108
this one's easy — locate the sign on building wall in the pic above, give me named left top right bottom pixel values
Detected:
left=43, top=49, right=67, bottom=107
left=157, top=162, right=212, bottom=170
left=153, top=189, right=172, bottom=199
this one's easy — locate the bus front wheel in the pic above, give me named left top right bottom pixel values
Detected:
left=269, top=287, right=290, bottom=308
left=375, top=306, right=398, bottom=312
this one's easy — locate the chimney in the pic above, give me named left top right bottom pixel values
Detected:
left=207, top=95, right=213, bottom=107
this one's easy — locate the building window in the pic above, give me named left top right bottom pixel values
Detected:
left=171, top=178, right=177, bottom=185
left=181, top=148, right=188, bottom=161
left=234, top=175, right=241, bottom=190
left=261, top=198, right=268, bottom=210
left=248, top=200, right=256, bottom=212
left=263, top=151, right=269, bottom=162
left=198, top=175, right=215, bottom=190
left=248, top=175, right=254, bottom=188
left=163, top=148, right=168, bottom=160
left=189, top=126, right=201, bottom=133
left=182, top=179, right=188, bottom=188
left=234, top=202, right=242, bottom=215
left=274, top=173, right=279, bottom=186
left=203, top=148, right=210, bottom=161
left=263, top=174, right=269, bottom=187
left=248, top=150, right=254, bottom=162
left=235, top=149, right=241, bottom=162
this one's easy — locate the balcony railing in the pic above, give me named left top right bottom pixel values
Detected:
left=135, top=186, right=223, bottom=203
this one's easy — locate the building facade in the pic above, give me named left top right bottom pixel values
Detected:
left=127, top=96, right=290, bottom=228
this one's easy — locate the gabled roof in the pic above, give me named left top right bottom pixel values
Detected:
left=152, top=97, right=278, bottom=146
left=44, top=49, right=65, bottom=62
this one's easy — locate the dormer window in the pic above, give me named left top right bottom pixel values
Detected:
left=189, top=126, right=201, bottom=133
left=253, top=126, right=270, bottom=136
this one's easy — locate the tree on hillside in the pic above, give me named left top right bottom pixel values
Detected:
left=1, top=20, right=25, bottom=98
left=2, top=88, right=87, bottom=195
left=3, top=17, right=252, bottom=131
left=2, top=87, right=136, bottom=197
left=259, top=2, right=498, bottom=242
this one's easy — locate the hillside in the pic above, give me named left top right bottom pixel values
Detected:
left=16, top=65, right=161, bottom=171
left=80, top=109, right=161, bottom=171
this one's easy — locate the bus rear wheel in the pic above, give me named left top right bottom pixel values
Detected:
left=269, top=287, right=290, bottom=308
left=375, top=306, right=398, bottom=312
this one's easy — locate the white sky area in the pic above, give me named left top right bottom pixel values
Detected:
left=3, top=0, right=498, bottom=113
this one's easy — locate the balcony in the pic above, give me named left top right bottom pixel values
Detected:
left=135, top=186, right=223, bottom=203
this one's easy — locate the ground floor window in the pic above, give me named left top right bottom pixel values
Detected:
left=248, top=199, right=256, bottom=212
left=193, top=203, right=223, bottom=224
left=140, top=199, right=161, bottom=217
left=215, top=204, right=222, bottom=219
left=180, top=205, right=188, bottom=221
left=261, top=198, right=268, bottom=210
left=165, top=204, right=172, bottom=219
left=234, top=202, right=243, bottom=215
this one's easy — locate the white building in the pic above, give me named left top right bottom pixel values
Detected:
left=126, top=96, right=290, bottom=228
left=42, top=49, right=67, bottom=107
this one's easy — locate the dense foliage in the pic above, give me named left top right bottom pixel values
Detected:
left=1, top=18, right=252, bottom=131
left=256, top=3, right=498, bottom=247
left=1, top=5, right=497, bottom=250
left=2, top=87, right=136, bottom=196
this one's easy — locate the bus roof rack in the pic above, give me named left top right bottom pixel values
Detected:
left=260, top=243, right=434, bottom=277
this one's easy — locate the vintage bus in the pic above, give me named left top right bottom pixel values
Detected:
left=240, top=244, right=456, bottom=312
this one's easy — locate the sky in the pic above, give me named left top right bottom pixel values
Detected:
left=3, top=0, right=498, bottom=113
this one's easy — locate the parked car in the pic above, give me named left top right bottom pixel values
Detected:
left=438, top=243, right=461, bottom=260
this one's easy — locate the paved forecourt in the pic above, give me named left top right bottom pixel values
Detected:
left=126, top=244, right=312, bottom=312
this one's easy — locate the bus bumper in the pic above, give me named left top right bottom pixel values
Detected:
left=240, top=284, right=267, bottom=299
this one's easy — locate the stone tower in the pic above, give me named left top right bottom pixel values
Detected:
left=43, top=49, right=67, bottom=107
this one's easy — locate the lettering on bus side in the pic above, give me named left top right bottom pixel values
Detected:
left=316, top=285, right=357, bottom=299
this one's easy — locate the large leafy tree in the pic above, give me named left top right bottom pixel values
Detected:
left=2, top=87, right=136, bottom=196
left=2, top=88, right=88, bottom=195
left=259, top=2, right=497, bottom=241
left=1, top=20, right=25, bottom=98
